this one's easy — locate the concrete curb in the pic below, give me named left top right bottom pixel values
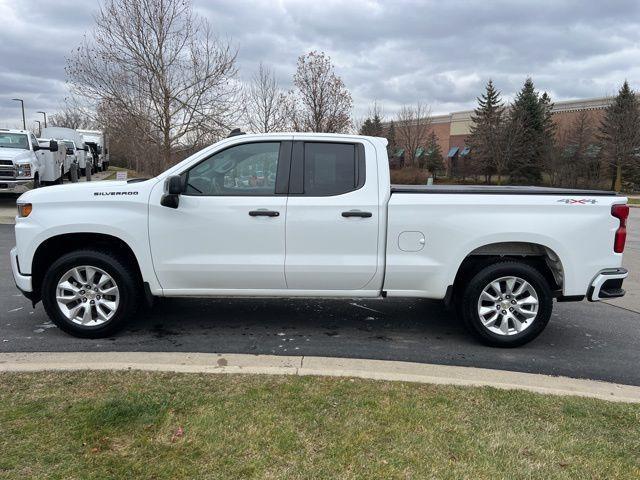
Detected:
left=1, top=352, right=639, bottom=403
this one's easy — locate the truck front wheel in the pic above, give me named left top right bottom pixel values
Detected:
left=459, top=261, right=553, bottom=347
left=41, top=250, right=139, bottom=338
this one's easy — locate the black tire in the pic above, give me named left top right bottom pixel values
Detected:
left=458, top=261, right=553, bottom=347
left=41, top=250, right=140, bottom=338
left=32, top=173, right=40, bottom=189
left=80, top=167, right=86, bottom=177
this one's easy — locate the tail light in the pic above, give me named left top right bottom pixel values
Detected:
left=611, top=204, right=629, bottom=253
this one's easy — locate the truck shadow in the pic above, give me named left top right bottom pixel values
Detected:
left=123, top=296, right=477, bottom=355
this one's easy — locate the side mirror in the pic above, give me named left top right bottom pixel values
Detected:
left=49, top=140, right=59, bottom=152
left=33, top=143, right=40, bottom=152
left=166, top=175, right=183, bottom=194
left=161, top=175, right=183, bottom=209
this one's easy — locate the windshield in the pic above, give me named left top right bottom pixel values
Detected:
left=0, top=133, right=29, bottom=150
left=64, top=141, right=75, bottom=149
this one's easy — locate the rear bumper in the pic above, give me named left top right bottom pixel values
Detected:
left=10, top=246, right=32, bottom=293
left=588, top=268, right=628, bottom=301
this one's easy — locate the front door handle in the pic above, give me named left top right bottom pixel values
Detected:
left=249, top=210, right=280, bottom=217
left=342, top=210, right=372, bottom=218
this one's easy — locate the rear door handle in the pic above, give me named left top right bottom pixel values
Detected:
left=342, top=210, right=372, bottom=218
left=249, top=210, right=280, bottom=217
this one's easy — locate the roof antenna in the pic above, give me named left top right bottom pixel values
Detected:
left=227, top=128, right=246, bottom=138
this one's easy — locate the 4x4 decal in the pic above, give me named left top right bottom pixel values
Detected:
left=557, top=198, right=597, bottom=204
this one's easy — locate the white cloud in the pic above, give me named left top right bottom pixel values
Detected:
left=1, top=0, right=639, bottom=127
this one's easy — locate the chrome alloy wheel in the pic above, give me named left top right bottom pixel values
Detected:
left=476, top=276, right=539, bottom=336
left=56, top=266, right=120, bottom=326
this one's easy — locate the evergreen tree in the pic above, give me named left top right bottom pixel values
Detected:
left=424, top=130, right=444, bottom=179
left=507, top=78, right=547, bottom=185
left=599, top=81, right=640, bottom=191
left=468, top=79, right=504, bottom=183
left=539, top=91, right=557, bottom=184
left=359, top=118, right=374, bottom=136
left=386, top=120, right=397, bottom=156
left=359, top=102, right=385, bottom=137
left=372, top=113, right=383, bottom=136
left=359, top=113, right=384, bottom=137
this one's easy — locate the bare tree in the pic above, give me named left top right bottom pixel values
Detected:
left=243, top=63, right=289, bottom=133
left=290, top=51, right=352, bottom=133
left=49, top=98, right=99, bottom=130
left=495, top=111, right=525, bottom=185
left=555, top=111, right=597, bottom=187
left=66, top=0, right=240, bottom=170
left=395, top=103, right=431, bottom=167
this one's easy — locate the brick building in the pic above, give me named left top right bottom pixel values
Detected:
left=390, top=96, right=611, bottom=173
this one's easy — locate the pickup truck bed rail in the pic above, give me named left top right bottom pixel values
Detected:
left=390, top=185, right=618, bottom=196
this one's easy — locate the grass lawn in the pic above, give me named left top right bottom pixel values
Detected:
left=628, top=197, right=640, bottom=205
left=1, top=372, right=639, bottom=479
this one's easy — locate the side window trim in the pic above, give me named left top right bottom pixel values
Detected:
left=275, top=141, right=292, bottom=195
left=289, top=140, right=366, bottom=197
left=181, top=140, right=289, bottom=197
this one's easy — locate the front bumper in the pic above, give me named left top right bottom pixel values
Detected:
left=10, top=246, right=32, bottom=294
left=588, top=268, right=628, bottom=301
left=0, top=179, right=31, bottom=190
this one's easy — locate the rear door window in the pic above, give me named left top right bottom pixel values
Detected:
left=301, top=142, right=364, bottom=196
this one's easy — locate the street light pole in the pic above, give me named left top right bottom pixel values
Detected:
left=37, top=111, right=47, bottom=128
left=11, top=98, right=26, bottom=130
left=34, top=120, right=42, bottom=137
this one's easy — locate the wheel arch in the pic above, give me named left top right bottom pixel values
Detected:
left=31, top=232, right=144, bottom=301
left=452, top=241, right=565, bottom=296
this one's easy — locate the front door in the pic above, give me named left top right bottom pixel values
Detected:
left=149, top=140, right=290, bottom=293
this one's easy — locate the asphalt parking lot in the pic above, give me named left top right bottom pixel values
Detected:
left=0, top=197, right=638, bottom=386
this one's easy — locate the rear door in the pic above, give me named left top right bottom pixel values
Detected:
left=284, top=138, right=380, bottom=291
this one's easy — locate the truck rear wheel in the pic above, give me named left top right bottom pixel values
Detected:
left=459, top=261, right=553, bottom=347
left=41, top=250, right=139, bottom=338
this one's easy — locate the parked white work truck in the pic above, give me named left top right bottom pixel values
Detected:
left=36, top=138, right=66, bottom=184
left=0, top=128, right=54, bottom=190
left=42, top=127, right=92, bottom=178
left=10, top=132, right=630, bottom=346
left=77, top=129, right=106, bottom=172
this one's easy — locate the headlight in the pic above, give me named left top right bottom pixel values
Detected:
left=17, top=203, right=32, bottom=218
left=15, top=164, right=31, bottom=178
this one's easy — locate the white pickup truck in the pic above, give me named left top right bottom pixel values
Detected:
left=10, top=132, right=629, bottom=346
left=0, top=128, right=57, bottom=190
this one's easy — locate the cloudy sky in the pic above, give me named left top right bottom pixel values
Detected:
left=1, top=0, right=639, bottom=129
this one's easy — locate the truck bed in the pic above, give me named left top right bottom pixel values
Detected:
left=390, top=184, right=618, bottom=196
